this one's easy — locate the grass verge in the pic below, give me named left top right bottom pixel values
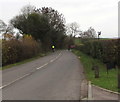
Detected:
left=1, top=52, right=50, bottom=70
left=73, top=49, right=118, bottom=92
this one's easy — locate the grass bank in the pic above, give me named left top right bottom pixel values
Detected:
left=73, top=50, right=118, bottom=92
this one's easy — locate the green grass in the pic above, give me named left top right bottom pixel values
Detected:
left=74, top=38, right=82, bottom=45
left=73, top=50, right=118, bottom=92
left=1, top=52, right=50, bottom=70
left=99, top=38, right=114, bottom=40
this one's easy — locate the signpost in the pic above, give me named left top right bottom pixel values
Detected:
left=94, top=31, right=101, bottom=78
left=98, top=31, right=101, bottom=40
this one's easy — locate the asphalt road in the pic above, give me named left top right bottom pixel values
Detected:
left=2, top=50, right=85, bottom=100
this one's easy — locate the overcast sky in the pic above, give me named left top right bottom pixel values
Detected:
left=0, top=0, right=119, bottom=38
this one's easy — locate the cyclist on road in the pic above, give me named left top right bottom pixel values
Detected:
left=52, top=45, right=55, bottom=52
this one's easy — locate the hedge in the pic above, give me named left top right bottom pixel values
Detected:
left=2, top=36, right=41, bottom=66
left=75, top=39, right=118, bottom=66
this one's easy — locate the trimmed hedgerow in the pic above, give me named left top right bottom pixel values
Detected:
left=2, top=35, right=41, bottom=66
left=75, top=39, right=118, bottom=66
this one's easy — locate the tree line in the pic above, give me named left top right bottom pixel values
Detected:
left=1, top=5, right=98, bottom=66
left=1, top=5, right=73, bottom=66
left=10, top=5, right=68, bottom=51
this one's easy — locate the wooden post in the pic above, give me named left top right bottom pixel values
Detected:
left=94, top=65, right=99, bottom=78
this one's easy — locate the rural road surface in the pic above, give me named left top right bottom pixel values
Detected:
left=2, top=50, right=85, bottom=100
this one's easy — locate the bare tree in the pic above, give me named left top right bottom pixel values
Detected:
left=0, top=19, right=7, bottom=33
left=0, top=20, right=14, bottom=39
left=20, top=5, right=36, bottom=18
left=81, top=27, right=96, bottom=38
left=5, top=24, right=14, bottom=34
left=0, top=20, right=14, bottom=33
left=66, top=22, right=81, bottom=37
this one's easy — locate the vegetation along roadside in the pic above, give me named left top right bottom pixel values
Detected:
left=73, top=49, right=118, bottom=92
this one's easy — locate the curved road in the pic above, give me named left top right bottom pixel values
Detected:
left=2, top=50, right=85, bottom=100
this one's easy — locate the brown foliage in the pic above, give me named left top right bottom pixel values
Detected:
left=2, top=35, right=41, bottom=66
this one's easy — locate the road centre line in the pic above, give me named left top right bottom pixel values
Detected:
left=56, top=56, right=58, bottom=59
left=50, top=59, right=54, bottom=62
left=0, top=52, right=62, bottom=89
left=0, top=73, right=30, bottom=89
left=36, top=63, right=49, bottom=70
left=49, top=53, right=61, bottom=63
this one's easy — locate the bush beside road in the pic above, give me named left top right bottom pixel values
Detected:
left=2, top=35, right=41, bottom=66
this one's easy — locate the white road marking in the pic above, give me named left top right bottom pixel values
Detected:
left=0, top=86, right=3, bottom=89
left=55, top=57, right=58, bottom=59
left=0, top=73, right=30, bottom=89
left=0, top=52, right=62, bottom=89
left=36, top=63, right=49, bottom=70
left=44, top=63, right=49, bottom=66
left=50, top=59, right=54, bottom=62
left=36, top=66, right=43, bottom=70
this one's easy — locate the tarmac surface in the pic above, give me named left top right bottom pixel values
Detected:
left=1, top=50, right=119, bottom=101
left=2, top=50, right=85, bottom=100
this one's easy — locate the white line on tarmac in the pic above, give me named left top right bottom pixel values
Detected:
left=0, top=73, right=30, bottom=89
left=0, top=52, right=62, bottom=89
left=36, top=64, right=46, bottom=70
left=50, top=59, right=54, bottom=62
left=55, top=57, right=58, bottom=59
